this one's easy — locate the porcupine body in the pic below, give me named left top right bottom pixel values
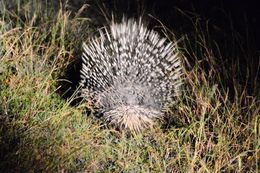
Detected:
left=80, top=18, right=183, bottom=131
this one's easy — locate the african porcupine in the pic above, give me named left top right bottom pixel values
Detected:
left=80, top=18, right=183, bottom=131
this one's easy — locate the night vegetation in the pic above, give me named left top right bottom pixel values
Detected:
left=0, top=0, right=259, bottom=172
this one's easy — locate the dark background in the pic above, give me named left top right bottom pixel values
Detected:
left=68, top=0, right=260, bottom=46
left=67, top=0, right=260, bottom=64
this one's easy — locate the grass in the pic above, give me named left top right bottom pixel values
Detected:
left=0, top=1, right=259, bottom=172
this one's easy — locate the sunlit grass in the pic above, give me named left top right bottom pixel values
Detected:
left=0, top=1, right=259, bottom=172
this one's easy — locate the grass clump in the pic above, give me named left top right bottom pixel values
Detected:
left=0, top=1, right=259, bottom=172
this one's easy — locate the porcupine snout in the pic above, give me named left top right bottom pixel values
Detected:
left=96, top=81, right=162, bottom=131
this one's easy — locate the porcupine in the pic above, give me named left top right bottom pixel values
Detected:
left=79, top=18, right=183, bottom=131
